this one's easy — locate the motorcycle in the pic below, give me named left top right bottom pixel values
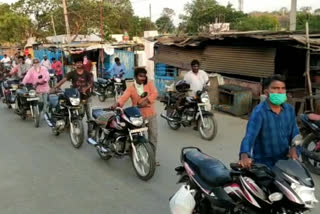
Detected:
left=93, top=77, right=114, bottom=102
left=160, top=80, right=217, bottom=141
left=44, top=88, right=85, bottom=148
left=49, top=69, right=56, bottom=88
left=2, top=77, right=19, bottom=109
left=15, top=83, right=41, bottom=128
left=299, top=113, right=320, bottom=175
left=86, top=93, right=156, bottom=181
left=113, top=73, right=125, bottom=102
left=170, top=145, right=318, bottom=213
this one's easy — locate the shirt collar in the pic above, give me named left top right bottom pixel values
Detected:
left=263, top=99, right=287, bottom=112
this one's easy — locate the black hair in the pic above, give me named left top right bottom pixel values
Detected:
left=191, top=59, right=200, bottom=67
left=134, top=67, right=147, bottom=77
left=52, top=57, right=56, bottom=61
left=263, top=74, right=286, bottom=89
left=18, top=56, right=24, bottom=60
left=74, top=57, right=83, bottom=63
left=115, top=57, right=120, bottom=62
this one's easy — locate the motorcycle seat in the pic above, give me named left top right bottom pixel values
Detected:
left=92, top=108, right=115, bottom=120
left=308, top=113, right=320, bottom=122
left=97, top=78, right=108, bottom=84
left=184, top=150, right=232, bottom=188
left=16, top=89, right=28, bottom=96
left=48, top=94, right=59, bottom=108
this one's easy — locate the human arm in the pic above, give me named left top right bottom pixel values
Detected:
left=22, top=70, right=31, bottom=85
left=239, top=110, right=263, bottom=168
left=121, top=64, right=127, bottom=75
left=9, top=66, right=18, bottom=76
left=288, top=108, right=300, bottom=160
left=81, top=73, right=94, bottom=94
left=117, top=88, right=132, bottom=107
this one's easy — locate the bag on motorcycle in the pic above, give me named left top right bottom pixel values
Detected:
left=169, top=185, right=196, bottom=214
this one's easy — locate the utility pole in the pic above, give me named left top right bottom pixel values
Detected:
left=290, top=0, right=297, bottom=31
left=51, top=15, right=57, bottom=37
left=149, top=3, right=152, bottom=29
left=238, top=0, right=244, bottom=12
left=99, top=0, right=105, bottom=76
left=62, top=0, right=71, bottom=41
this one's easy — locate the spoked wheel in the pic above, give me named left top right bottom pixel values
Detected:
left=198, top=116, right=217, bottom=141
left=131, top=140, right=156, bottom=181
left=33, top=105, right=40, bottom=128
left=301, top=133, right=320, bottom=175
left=69, top=120, right=84, bottom=149
left=167, top=109, right=181, bottom=130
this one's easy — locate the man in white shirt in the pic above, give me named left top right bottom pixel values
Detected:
left=183, top=59, right=209, bottom=95
left=41, top=55, right=51, bottom=70
left=25, top=54, right=33, bottom=66
left=1, top=54, right=11, bottom=67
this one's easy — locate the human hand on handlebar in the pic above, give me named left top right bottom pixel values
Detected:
left=239, top=153, right=253, bottom=169
left=288, top=147, right=298, bottom=160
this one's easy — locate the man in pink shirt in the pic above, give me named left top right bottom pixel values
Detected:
left=51, top=57, right=63, bottom=82
left=22, top=58, right=50, bottom=113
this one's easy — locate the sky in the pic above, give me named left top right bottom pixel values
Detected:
left=2, top=0, right=320, bottom=24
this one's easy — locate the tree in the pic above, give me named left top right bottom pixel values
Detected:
left=180, top=0, right=245, bottom=33
left=156, top=8, right=175, bottom=34
left=296, top=12, right=320, bottom=32
left=300, top=6, right=312, bottom=13
left=233, top=15, right=281, bottom=31
left=129, top=16, right=156, bottom=37
left=314, top=8, right=320, bottom=16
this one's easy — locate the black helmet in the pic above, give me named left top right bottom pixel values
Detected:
left=175, top=80, right=190, bottom=93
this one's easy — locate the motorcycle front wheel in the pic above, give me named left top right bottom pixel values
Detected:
left=98, top=94, right=106, bottom=102
left=167, top=109, right=181, bottom=130
left=33, top=105, right=40, bottom=128
left=198, top=116, right=217, bottom=141
left=301, top=133, right=320, bottom=175
left=69, top=119, right=84, bottom=149
left=131, top=141, right=156, bottom=181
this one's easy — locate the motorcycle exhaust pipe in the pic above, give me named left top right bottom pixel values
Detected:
left=93, top=91, right=102, bottom=96
left=44, top=113, right=53, bottom=127
left=87, top=138, right=98, bottom=146
left=160, top=113, right=178, bottom=122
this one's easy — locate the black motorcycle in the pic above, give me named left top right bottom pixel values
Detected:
left=170, top=145, right=318, bottom=214
left=87, top=100, right=156, bottom=181
left=44, top=88, right=85, bottom=148
left=49, top=69, right=56, bottom=88
left=2, top=77, right=19, bottom=109
left=93, top=77, right=114, bottom=102
left=299, top=113, right=320, bottom=175
left=15, top=83, right=41, bottom=128
left=160, top=80, right=217, bottom=141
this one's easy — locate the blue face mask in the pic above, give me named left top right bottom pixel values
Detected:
left=269, top=93, right=287, bottom=106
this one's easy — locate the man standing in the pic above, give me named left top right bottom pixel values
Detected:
left=22, top=58, right=50, bottom=114
left=51, top=57, right=63, bottom=82
left=53, top=58, right=93, bottom=120
left=114, top=67, right=159, bottom=165
left=184, top=59, right=209, bottom=96
left=1, top=54, right=11, bottom=68
left=239, top=75, right=299, bottom=168
left=41, top=55, right=51, bottom=70
left=25, top=54, right=33, bottom=67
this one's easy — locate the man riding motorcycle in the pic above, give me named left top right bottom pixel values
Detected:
left=9, top=56, right=29, bottom=79
left=107, top=57, right=127, bottom=90
left=239, top=75, right=299, bottom=168
left=52, top=58, right=93, bottom=120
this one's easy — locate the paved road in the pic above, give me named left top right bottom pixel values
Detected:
left=0, top=99, right=320, bottom=214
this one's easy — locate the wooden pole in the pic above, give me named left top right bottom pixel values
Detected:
left=51, top=14, right=64, bottom=74
left=99, top=0, right=105, bottom=77
left=62, top=0, right=71, bottom=42
left=305, top=22, right=314, bottom=112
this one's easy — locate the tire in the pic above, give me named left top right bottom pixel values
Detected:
left=167, top=109, right=181, bottom=130
left=301, top=133, right=320, bottom=175
left=198, top=116, right=218, bottom=141
left=69, top=119, right=84, bottom=149
left=95, top=128, right=112, bottom=160
left=131, top=141, right=156, bottom=181
left=33, top=105, right=40, bottom=128
left=98, top=95, right=106, bottom=102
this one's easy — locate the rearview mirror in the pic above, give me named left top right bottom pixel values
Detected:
left=292, top=135, right=303, bottom=147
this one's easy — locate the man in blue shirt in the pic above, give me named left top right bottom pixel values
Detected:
left=108, top=57, right=127, bottom=77
left=239, top=75, right=299, bottom=168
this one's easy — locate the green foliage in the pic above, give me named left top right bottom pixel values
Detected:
left=233, top=15, right=281, bottom=31
left=156, top=8, right=175, bottom=34
left=0, top=3, right=32, bottom=44
left=129, top=16, right=156, bottom=37
left=296, top=12, right=320, bottom=32
left=181, top=0, right=245, bottom=33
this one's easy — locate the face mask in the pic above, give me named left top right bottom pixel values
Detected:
left=269, top=93, right=287, bottom=106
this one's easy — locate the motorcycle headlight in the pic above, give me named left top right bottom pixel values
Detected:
left=115, top=78, right=121, bottom=83
left=201, top=92, right=210, bottom=103
left=50, top=74, right=54, bottom=77
left=29, top=90, right=36, bottom=97
left=70, top=98, right=80, bottom=106
left=291, top=183, right=319, bottom=208
left=130, top=117, right=143, bottom=127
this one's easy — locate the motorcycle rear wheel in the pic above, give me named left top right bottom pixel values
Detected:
left=167, top=109, right=181, bottom=130
left=98, top=94, right=106, bottom=102
left=301, top=133, right=320, bottom=175
left=131, top=141, right=156, bottom=181
left=69, top=120, right=84, bottom=149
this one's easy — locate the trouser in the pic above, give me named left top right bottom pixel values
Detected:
left=84, top=97, right=92, bottom=120
left=0, top=80, right=3, bottom=97
left=146, top=115, right=158, bottom=157
left=39, top=93, right=48, bottom=113
left=56, top=74, right=63, bottom=83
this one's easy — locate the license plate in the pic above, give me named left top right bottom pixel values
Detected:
left=27, top=97, right=39, bottom=101
left=129, top=127, right=148, bottom=134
